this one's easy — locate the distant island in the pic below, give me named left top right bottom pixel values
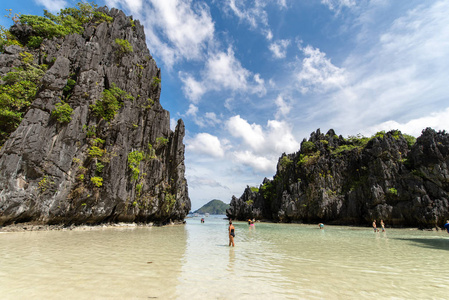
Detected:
left=194, top=200, right=229, bottom=215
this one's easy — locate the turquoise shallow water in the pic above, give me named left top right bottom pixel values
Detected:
left=1, top=216, right=448, bottom=299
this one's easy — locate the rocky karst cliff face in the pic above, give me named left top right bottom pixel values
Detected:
left=0, top=7, right=190, bottom=225
left=227, top=128, right=449, bottom=228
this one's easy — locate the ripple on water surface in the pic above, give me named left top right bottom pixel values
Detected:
left=1, top=218, right=449, bottom=299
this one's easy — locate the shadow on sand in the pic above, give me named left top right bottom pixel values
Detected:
left=394, top=237, right=449, bottom=251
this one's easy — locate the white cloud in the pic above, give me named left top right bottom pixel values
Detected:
left=205, top=47, right=250, bottom=91
left=274, top=94, right=291, bottom=118
left=277, top=0, right=287, bottom=9
left=186, top=133, right=226, bottom=158
left=170, top=118, right=177, bottom=131
left=34, top=0, right=67, bottom=12
left=296, top=45, right=346, bottom=94
left=227, top=115, right=300, bottom=155
left=361, top=107, right=449, bottom=138
left=204, top=112, right=221, bottom=126
left=321, top=0, right=356, bottom=12
left=266, top=120, right=300, bottom=154
left=225, top=115, right=300, bottom=173
left=188, top=176, right=230, bottom=190
left=113, top=0, right=215, bottom=68
left=179, top=47, right=266, bottom=101
left=226, top=0, right=287, bottom=40
left=186, top=104, right=198, bottom=117
left=227, top=115, right=265, bottom=151
left=269, top=39, right=291, bottom=59
left=106, top=0, right=142, bottom=13
left=184, top=105, right=221, bottom=128
left=233, top=151, right=275, bottom=172
left=265, top=29, right=273, bottom=41
left=228, top=0, right=269, bottom=29
left=325, top=1, right=449, bottom=133
left=179, top=72, right=206, bottom=103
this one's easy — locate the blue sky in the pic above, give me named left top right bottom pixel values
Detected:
left=2, top=0, right=449, bottom=210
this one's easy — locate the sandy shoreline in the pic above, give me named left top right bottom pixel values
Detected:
left=0, top=220, right=186, bottom=232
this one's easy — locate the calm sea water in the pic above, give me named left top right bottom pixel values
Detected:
left=1, top=215, right=448, bottom=299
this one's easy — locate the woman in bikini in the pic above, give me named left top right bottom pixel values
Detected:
left=229, top=221, right=235, bottom=247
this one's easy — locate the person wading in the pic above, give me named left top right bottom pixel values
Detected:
left=229, top=221, right=235, bottom=247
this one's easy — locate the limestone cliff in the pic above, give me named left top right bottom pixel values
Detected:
left=227, top=128, right=449, bottom=228
left=0, top=7, right=190, bottom=225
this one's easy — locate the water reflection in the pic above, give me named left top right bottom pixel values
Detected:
left=227, top=248, right=235, bottom=273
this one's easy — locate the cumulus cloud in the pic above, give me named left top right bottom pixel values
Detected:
left=179, top=47, right=266, bottom=102
left=265, top=120, right=301, bottom=154
left=186, top=133, right=226, bottom=158
left=269, top=39, right=290, bottom=59
left=205, top=47, right=251, bottom=91
left=296, top=45, right=346, bottom=94
left=227, top=115, right=265, bottom=151
left=225, top=115, right=300, bottom=172
left=232, top=151, right=275, bottom=172
left=34, top=0, right=67, bottom=12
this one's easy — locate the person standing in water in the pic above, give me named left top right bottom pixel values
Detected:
left=250, top=218, right=255, bottom=228
left=444, top=220, right=449, bottom=234
left=372, top=220, right=377, bottom=232
left=229, top=221, right=235, bottom=247
left=380, top=220, right=385, bottom=232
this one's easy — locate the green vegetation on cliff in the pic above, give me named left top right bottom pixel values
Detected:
left=2, top=2, right=112, bottom=49
left=0, top=52, right=45, bottom=146
left=0, top=2, right=114, bottom=147
left=228, top=128, right=449, bottom=228
left=194, top=199, right=229, bottom=215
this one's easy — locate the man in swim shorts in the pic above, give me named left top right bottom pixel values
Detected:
left=229, top=221, right=235, bottom=247
left=372, top=220, right=377, bottom=232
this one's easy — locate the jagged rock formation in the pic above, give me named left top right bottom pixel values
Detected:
left=0, top=7, right=190, bottom=225
left=227, top=128, right=449, bottom=228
